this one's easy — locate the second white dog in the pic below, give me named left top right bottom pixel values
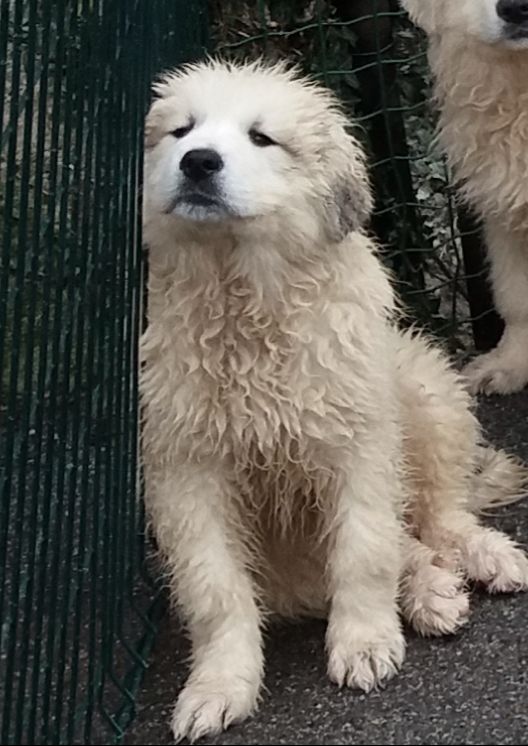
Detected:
left=401, top=0, right=528, bottom=394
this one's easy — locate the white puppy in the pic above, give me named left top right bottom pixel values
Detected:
left=140, top=60, right=528, bottom=743
left=400, top=0, right=528, bottom=395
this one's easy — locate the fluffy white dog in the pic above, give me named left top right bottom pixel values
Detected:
left=401, top=0, right=528, bottom=395
left=140, top=60, right=528, bottom=743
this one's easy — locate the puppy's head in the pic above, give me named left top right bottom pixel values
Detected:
left=401, top=0, right=528, bottom=48
left=144, top=60, right=372, bottom=246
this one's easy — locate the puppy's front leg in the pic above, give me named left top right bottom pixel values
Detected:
left=147, top=465, right=262, bottom=743
left=326, top=448, right=405, bottom=692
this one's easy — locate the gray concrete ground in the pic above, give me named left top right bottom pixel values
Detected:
left=126, top=393, right=528, bottom=745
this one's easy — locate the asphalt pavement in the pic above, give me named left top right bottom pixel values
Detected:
left=125, top=392, right=528, bottom=745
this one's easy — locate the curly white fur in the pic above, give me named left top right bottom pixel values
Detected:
left=140, top=60, right=528, bottom=743
left=401, top=0, right=528, bottom=395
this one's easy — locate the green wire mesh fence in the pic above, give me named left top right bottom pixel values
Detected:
left=1, top=0, right=501, bottom=744
left=0, top=1, right=206, bottom=743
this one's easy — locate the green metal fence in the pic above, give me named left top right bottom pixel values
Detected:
left=0, top=1, right=206, bottom=743
left=0, top=0, right=499, bottom=744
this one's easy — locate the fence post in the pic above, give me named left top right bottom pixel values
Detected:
left=457, top=206, right=504, bottom=351
left=331, top=0, right=430, bottom=305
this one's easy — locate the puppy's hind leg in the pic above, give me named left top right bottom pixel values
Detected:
left=399, top=332, right=528, bottom=597
left=422, top=508, right=528, bottom=595
left=407, top=391, right=528, bottom=595
left=401, top=536, right=469, bottom=637
left=146, top=465, right=263, bottom=743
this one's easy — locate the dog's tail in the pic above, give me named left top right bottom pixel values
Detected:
left=471, top=446, right=528, bottom=512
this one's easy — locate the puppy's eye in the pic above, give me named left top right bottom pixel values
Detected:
left=249, top=128, right=277, bottom=147
left=171, top=122, right=194, bottom=139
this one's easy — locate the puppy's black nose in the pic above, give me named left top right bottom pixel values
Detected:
left=180, top=149, right=224, bottom=181
left=497, top=0, right=528, bottom=24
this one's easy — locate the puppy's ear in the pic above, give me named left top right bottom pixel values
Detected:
left=323, top=126, right=373, bottom=242
left=144, top=97, right=173, bottom=149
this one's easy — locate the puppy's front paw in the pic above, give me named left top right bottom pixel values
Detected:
left=326, top=618, right=405, bottom=692
left=171, top=675, right=258, bottom=743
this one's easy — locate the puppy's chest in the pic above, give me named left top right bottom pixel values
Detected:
left=191, top=291, right=300, bottom=392
left=142, top=285, right=339, bottom=458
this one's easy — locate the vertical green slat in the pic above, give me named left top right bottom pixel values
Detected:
left=98, top=0, right=130, bottom=734
left=0, top=0, right=10, bottom=138
left=38, top=2, right=81, bottom=740
left=83, top=2, right=112, bottom=739
left=2, top=2, right=54, bottom=739
left=5, top=0, right=43, bottom=741
left=63, top=3, right=107, bottom=742
left=23, top=0, right=70, bottom=738
left=51, top=0, right=96, bottom=738
left=0, top=0, right=33, bottom=740
left=0, top=0, right=24, bottom=649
